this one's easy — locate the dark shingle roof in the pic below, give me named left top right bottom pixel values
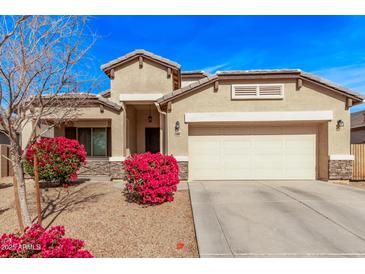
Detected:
left=351, top=110, right=365, bottom=129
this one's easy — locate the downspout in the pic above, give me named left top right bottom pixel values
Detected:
left=154, top=102, right=167, bottom=115
left=154, top=102, right=167, bottom=154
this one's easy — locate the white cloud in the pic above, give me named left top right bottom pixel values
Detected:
left=312, top=64, right=365, bottom=112
left=202, top=63, right=229, bottom=73
left=201, top=49, right=268, bottom=74
left=312, top=64, right=365, bottom=93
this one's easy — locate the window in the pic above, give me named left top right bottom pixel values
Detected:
left=231, top=84, right=284, bottom=100
left=92, top=128, right=107, bottom=156
left=78, top=128, right=92, bottom=156
left=65, top=127, right=109, bottom=157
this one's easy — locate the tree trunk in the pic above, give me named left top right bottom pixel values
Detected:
left=12, top=176, right=24, bottom=232
left=33, top=153, right=42, bottom=224
left=11, top=144, right=31, bottom=227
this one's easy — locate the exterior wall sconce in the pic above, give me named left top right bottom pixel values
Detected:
left=175, top=121, right=180, bottom=134
left=336, top=119, right=344, bottom=129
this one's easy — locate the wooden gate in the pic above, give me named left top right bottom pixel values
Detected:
left=351, top=144, right=365, bottom=180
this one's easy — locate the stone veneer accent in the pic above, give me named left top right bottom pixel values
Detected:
left=78, top=159, right=124, bottom=179
left=178, top=161, right=188, bottom=181
left=78, top=159, right=111, bottom=176
left=109, top=161, right=125, bottom=179
left=328, top=160, right=353, bottom=180
left=77, top=159, right=186, bottom=181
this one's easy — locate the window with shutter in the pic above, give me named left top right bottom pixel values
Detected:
left=232, top=84, right=284, bottom=99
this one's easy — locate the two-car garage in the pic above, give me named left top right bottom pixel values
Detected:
left=188, top=125, right=317, bottom=181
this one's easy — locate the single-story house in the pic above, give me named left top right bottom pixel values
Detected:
left=20, top=49, right=364, bottom=181
left=351, top=110, right=365, bottom=144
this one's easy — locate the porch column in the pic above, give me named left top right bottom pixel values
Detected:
left=109, top=108, right=126, bottom=180
left=122, top=103, right=127, bottom=156
left=110, top=106, right=125, bottom=160
left=159, top=112, right=164, bottom=154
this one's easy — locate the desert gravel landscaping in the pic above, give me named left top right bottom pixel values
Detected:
left=0, top=177, right=198, bottom=258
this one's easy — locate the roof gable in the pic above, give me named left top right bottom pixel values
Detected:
left=101, top=49, right=181, bottom=77
left=158, top=69, right=364, bottom=105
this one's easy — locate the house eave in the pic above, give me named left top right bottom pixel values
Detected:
left=101, top=49, right=181, bottom=78
left=184, top=111, right=334, bottom=123
left=120, top=93, right=163, bottom=102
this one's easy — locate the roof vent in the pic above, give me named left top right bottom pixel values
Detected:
left=232, top=84, right=284, bottom=100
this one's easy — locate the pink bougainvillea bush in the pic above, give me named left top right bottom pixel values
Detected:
left=24, top=137, right=87, bottom=183
left=0, top=224, right=93, bottom=258
left=123, top=152, right=180, bottom=205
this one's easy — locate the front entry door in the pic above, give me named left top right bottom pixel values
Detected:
left=145, top=128, right=160, bottom=153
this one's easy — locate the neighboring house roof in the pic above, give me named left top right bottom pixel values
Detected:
left=351, top=110, right=365, bottom=129
left=101, top=49, right=181, bottom=77
left=0, top=131, right=10, bottom=145
left=217, top=69, right=302, bottom=76
left=157, top=75, right=218, bottom=104
left=0, top=124, right=10, bottom=145
left=158, top=69, right=364, bottom=104
left=181, top=70, right=210, bottom=80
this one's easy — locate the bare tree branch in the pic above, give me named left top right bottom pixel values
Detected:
left=0, top=16, right=30, bottom=48
left=0, top=15, right=98, bottom=226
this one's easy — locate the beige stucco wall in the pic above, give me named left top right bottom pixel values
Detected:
left=318, top=122, right=329, bottom=180
left=110, top=59, right=174, bottom=102
left=126, top=105, right=137, bottom=155
left=21, top=120, right=33, bottom=150
left=166, top=78, right=350, bottom=179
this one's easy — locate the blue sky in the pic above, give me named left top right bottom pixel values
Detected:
left=88, top=16, right=365, bottom=112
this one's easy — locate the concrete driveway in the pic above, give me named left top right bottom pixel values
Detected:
left=189, top=180, right=365, bottom=257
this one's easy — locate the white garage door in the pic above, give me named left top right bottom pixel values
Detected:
left=188, top=125, right=317, bottom=180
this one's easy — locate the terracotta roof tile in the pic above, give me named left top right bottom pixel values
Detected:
left=46, top=93, right=123, bottom=112
left=158, top=69, right=364, bottom=104
left=101, top=49, right=181, bottom=73
left=157, top=75, right=218, bottom=104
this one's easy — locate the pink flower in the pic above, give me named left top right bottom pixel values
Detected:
left=24, top=137, right=86, bottom=183
left=70, top=174, right=77, bottom=181
left=123, top=152, right=180, bottom=205
left=0, top=224, right=93, bottom=258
